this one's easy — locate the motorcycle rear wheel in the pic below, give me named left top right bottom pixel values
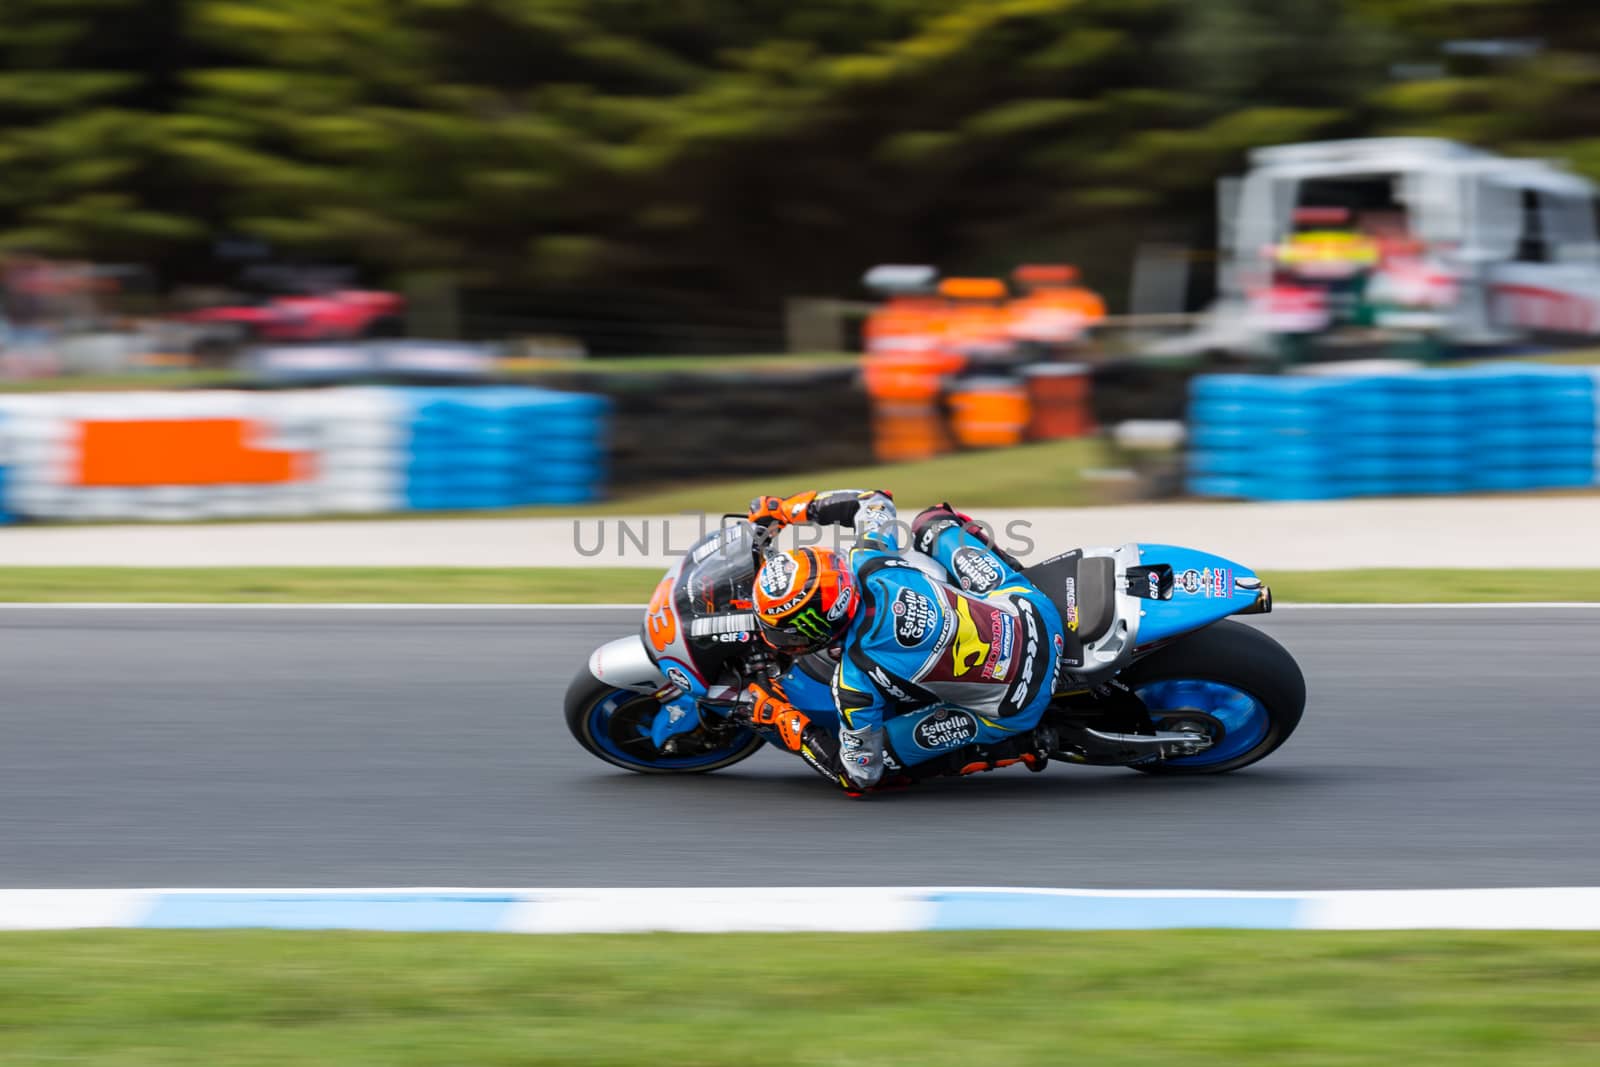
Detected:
left=1120, top=619, right=1306, bottom=775
left=564, top=667, right=766, bottom=774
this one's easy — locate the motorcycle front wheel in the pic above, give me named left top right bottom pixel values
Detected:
left=564, top=668, right=767, bottom=774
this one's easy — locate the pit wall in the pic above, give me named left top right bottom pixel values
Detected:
left=0, top=386, right=608, bottom=522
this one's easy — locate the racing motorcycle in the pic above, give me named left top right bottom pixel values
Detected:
left=566, top=519, right=1304, bottom=785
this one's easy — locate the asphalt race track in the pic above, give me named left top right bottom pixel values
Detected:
left=4, top=605, right=1597, bottom=890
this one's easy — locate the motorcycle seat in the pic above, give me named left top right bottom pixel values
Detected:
left=1021, top=551, right=1116, bottom=644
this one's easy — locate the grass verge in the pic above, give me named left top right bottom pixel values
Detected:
left=1264, top=568, right=1600, bottom=604
left=1, top=930, right=1597, bottom=1066
left=559, top=436, right=1115, bottom=516
left=0, top=566, right=661, bottom=603
left=0, top=370, right=246, bottom=393
left=0, top=566, right=1597, bottom=604
left=0, top=353, right=863, bottom=393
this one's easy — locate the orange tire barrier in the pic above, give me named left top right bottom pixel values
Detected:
left=1022, top=363, right=1095, bottom=440
left=948, top=378, right=1030, bottom=449
left=76, top=419, right=311, bottom=487
left=864, top=350, right=964, bottom=460
left=862, top=296, right=947, bottom=356
left=862, top=351, right=964, bottom=402
left=871, top=402, right=947, bottom=461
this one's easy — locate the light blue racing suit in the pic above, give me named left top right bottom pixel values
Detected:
left=810, top=492, right=1065, bottom=787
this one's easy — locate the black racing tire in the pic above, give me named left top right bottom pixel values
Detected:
left=1119, top=619, right=1306, bottom=775
left=564, top=666, right=766, bottom=775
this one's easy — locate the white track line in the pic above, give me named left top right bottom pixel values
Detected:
left=5, top=886, right=1600, bottom=931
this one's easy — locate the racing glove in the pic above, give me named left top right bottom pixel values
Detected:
left=747, top=491, right=818, bottom=529
left=838, top=724, right=885, bottom=790
left=742, top=678, right=811, bottom=753
left=749, top=489, right=894, bottom=530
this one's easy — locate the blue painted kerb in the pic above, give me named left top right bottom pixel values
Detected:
left=142, top=893, right=521, bottom=932
left=928, top=892, right=1304, bottom=930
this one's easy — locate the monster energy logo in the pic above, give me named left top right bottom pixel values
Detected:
left=791, top=606, right=832, bottom=641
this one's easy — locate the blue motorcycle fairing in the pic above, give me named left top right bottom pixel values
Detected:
left=641, top=656, right=839, bottom=750
left=648, top=693, right=705, bottom=749
left=657, top=655, right=705, bottom=696
left=1130, top=543, right=1262, bottom=648
left=775, top=661, right=840, bottom=729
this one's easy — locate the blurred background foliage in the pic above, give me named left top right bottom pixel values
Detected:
left=0, top=0, right=1595, bottom=318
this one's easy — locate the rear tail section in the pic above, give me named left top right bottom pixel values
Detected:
left=1124, top=543, right=1269, bottom=648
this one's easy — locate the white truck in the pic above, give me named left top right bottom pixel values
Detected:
left=1209, top=137, right=1600, bottom=350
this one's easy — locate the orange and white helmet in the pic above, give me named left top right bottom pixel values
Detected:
left=752, top=548, right=858, bottom=653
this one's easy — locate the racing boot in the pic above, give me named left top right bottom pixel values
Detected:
left=839, top=724, right=886, bottom=792
left=793, top=722, right=894, bottom=797
left=792, top=721, right=853, bottom=791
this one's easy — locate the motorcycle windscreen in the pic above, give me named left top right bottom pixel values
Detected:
left=665, top=523, right=762, bottom=687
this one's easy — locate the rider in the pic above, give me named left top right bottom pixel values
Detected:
left=742, top=489, right=1066, bottom=795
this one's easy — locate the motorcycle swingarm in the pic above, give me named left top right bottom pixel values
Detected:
left=1047, top=680, right=1213, bottom=766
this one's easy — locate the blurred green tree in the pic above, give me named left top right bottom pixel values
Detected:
left=0, top=0, right=1594, bottom=335
left=0, top=0, right=202, bottom=261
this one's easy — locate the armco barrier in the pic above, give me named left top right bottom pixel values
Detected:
left=1187, top=366, right=1600, bottom=501
left=0, top=385, right=608, bottom=521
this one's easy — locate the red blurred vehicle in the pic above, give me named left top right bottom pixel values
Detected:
left=177, top=289, right=404, bottom=343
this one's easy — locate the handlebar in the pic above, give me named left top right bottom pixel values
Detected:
left=725, top=512, right=783, bottom=564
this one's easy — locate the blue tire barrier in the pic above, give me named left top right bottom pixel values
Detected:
left=1186, top=366, right=1599, bottom=501
left=0, top=410, right=9, bottom=525
left=398, top=386, right=610, bottom=510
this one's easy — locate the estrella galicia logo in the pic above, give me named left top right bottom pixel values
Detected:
left=911, top=707, right=979, bottom=751
left=951, top=546, right=1002, bottom=594
left=891, top=587, right=937, bottom=646
left=759, top=554, right=796, bottom=597
left=664, top=664, right=694, bottom=692
left=1178, top=568, right=1202, bottom=595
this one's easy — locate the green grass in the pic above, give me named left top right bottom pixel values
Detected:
left=506, top=350, right=861, bottom=375
left=0, top=369, right=246, bottom=392
left=563, top=436, right=1114, bottom=516
left=0, top=566, right=1596, bottom=603
left=0, top=353, right=860, bottom=394
left=1452, top=346, right=1600, bottom=367
left=1, top=930, right=1596, bottom=1066
left=0, top=566, right=662, bottom=603
left=1264, top=568, right=1600, bottom=603
left=1508, top=347, right=1600, bottom=367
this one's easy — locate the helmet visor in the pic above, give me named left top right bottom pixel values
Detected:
left=760, top=624, right=821, bottom=652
